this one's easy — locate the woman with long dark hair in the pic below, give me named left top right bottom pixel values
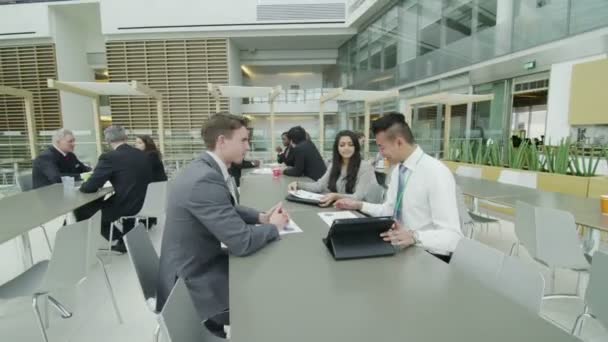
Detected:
left=135, top=135, right=167, bottom=182
left=288, top=130, right=377, bottom=207
left=134, top=135, right=167, bottom=229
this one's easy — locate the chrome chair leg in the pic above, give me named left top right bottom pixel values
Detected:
left=571, top=306, right=591, bottom=336
left=153, top=323, right=161, bottom=342
left=32, top=294, right=50, bottom=342
left=97, top=255, right=123, bottom=324
left=47, top=295, right=72, bottom=318
left=108, top=222, right=115, bottom=253
left=40, top=226, right=52, bottom=253
left=44, top=294, right=50, bottom=329
left=509, top=242, right=518, bottom=256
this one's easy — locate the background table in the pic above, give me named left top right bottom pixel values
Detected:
left=230, top=174, right=577, bottom=342
left=0, top=183, right=112, bottom=266
left=455, top=174, right=607, bottom=253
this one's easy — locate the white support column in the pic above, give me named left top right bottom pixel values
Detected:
left=364, top=101, right=371, bottom=159
left=319, top=102, right=325, bottom=153
left=443, top=105, right=452, bottom=157
left=465, top=86, right=473, bottom=140
left=24, top=97, right=37, bottom=159
left=404, top=104, right=413, bottom=126
left=91, top=97, right=103, bottom=157
left=270, top=100, right=276, bottom=159
left=156, top=99, right=165, bottom=156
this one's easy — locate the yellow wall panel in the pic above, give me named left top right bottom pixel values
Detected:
left=569, top=58, right=608, bottom=125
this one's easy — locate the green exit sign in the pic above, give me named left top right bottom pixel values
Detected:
left=524, top=60, right=536, bottom=70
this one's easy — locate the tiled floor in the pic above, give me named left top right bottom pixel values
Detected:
left=0, top=214, right=607, bottom=341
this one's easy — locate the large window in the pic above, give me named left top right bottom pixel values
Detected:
left=338, top=0, right=608, bottom=88
left=512, top=0, right=569, bottom=52
left=444, top=1, right=473, bottom=46
left=418, top=0, right=442, bottom=56
left=384, top=44, right=398, bottom=70
left=570, top=0, right=608, bottom=34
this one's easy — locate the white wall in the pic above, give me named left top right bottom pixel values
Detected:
left=0, top=3, right=51, bottom=38
left=545, top=54, right=607, bottom=144
left=84, top=5, right=105, bottom=54
left=244, top=71, right=323, bottom=89
left=240, top=48, right=338, bottom=66
left=50, top=5, right=98, bottom=163
left=100, top=0, right=348, bottom=35
left=228, top=39, right=243, bottom=114
left=99, top=0, right=256, bottom=34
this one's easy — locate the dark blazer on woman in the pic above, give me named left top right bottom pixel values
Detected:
left=146, top=151, right=168, bottom=182
left=283, top=140, right=327, bottom=181
left=277, top=146, right=295, bottom=166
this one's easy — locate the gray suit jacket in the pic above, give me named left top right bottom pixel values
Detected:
left=156, top=152, right=279, bottom=320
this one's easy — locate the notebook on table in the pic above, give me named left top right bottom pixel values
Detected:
left=285, top=190, right=324, bottom=206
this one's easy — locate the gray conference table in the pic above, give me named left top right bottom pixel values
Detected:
left=230, top=173, right=577, bottom=342
left=0, top=183, right=112, bottom=267
left=455, top=175, right=608, bottom=230
left=454, top=174, right=607, bottom=253
left=454, top=175, right=540, bottom=201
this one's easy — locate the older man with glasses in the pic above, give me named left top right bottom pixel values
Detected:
left=32, top=128, right=92, bottom=189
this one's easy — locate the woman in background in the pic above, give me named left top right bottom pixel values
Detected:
left=135, top=135, right=168, bottom=182
left=134, top=135, right=167, bottom=229
left=288, top=130, right=378, bottom=206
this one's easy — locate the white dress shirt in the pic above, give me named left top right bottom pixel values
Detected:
left=361, top=146, right=462, bottom=255
left=206, top=151, right=238, bottom=203
left=53, top=144, right=67, bottom=157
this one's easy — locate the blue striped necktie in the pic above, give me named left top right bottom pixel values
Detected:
left=394, top=164, right=408, bottom=223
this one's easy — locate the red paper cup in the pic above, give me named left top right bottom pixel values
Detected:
left=272, top=168, right=282, bottom=177
left=601, top=195, right=608, bottom=216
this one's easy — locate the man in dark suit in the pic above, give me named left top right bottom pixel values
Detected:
left=32, top=128, right=91, bottom=189
left=78, top=125, right=153, bottom=252
left=157, top=114, right=289, bottom=337
left=276, top=132, right=294, bottom=166
left=283, top=126, right=327, bottom=181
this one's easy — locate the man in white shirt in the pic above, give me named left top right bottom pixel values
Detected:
left=335, top=113, right=462, bottom=263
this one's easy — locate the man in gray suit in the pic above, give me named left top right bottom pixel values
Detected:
left=157, top=114, right=289, bottom=337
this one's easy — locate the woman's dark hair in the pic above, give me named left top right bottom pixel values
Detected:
left=328, top=130, right=361, bottom=194
left=136, top=135, right=161, bottom=158
left=287, top=126, right=307, bottom=144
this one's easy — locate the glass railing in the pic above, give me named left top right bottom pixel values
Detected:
left=345, top=1, right=608, bottom=90
left=243, top=88, right=338, bottom=105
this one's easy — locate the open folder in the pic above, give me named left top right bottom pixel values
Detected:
left=323, top=216, right=396, bottom=260
left=285, top=190, right=324, bottom=206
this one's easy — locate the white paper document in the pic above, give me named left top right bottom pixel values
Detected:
left=318, top=211, right=359, bottom=227
left=288, top=190, right=324, bottom=201
left=251, top=168, right=273, bottom=175
left=281, top=219, right=303, bottom=236
left=221, top=219, right=302, bottom=248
